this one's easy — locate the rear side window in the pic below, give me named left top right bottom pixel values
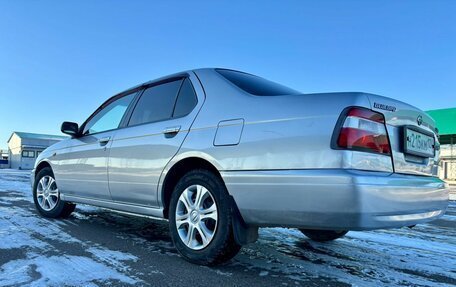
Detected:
left=173, top=78, right=198, bottom=118
left=129, top=80, right=183, bottom=126
left=216, top=69, right=300, bottom=96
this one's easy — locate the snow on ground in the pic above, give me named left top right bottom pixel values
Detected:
left=0, top=169, right=455, bottom=286
left=0, top=170, right=141, bottom=286
left=0, top=254, right=137, bottom=287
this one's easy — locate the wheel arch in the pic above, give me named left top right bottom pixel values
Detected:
left=160, top=155, right=259, bottom=245
left=161, top=156, right=223, bottom=219
left=35, top=160, right=53, bottom=177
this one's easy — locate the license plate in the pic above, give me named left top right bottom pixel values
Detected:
left=404, top=128, right=435, bottom=157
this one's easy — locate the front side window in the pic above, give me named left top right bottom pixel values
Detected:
left=22, top=150, right=35, bottom=158
left=216, top=69, right=300, bottom=96
left=83, top=93, right=135, bottom=135
left=128, top=79, right=183, bottom=126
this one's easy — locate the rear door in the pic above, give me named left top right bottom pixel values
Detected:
left=107, top=75, right=202, bottom=207
left=367, top=94, right=439, bottom=176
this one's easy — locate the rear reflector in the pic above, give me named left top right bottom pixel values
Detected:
left=336, top=107, right=391, bottom=155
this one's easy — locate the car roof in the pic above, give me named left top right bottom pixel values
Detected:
left=113, top=68, right=216, bottom=97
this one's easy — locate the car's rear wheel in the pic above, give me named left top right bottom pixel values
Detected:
left=299, top=229, right=348, bottom=242
left=169, top=169, right=241, bottom=265
left=33, top=167, right=75, bottom=218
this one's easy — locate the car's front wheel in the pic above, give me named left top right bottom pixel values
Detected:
left=299, top=229, right=348, bottom=242
left=33, top=167, right=75, bottom=218
left=169, top=169, right=241, bottom=265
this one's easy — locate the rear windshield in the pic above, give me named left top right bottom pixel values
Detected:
left=216, top=69, right=300, bottom=96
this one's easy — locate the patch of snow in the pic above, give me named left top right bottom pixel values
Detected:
left=0, top=253, right=138, bottom=287
left=87, top=246, right=138, bottom=272
left=0, top=181, right=32, bottom=200
left=0, top=222, right=48, bottom=250
left=212, top=269, right=232, bottom=277
left=0, top=206, right=80, bottom=250
left=75, top=204, right=100, bottom=212
left=347, top=229, right=455, bottom=253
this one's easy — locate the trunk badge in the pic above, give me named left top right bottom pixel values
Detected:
left=373, top=102, right=396, bottom=112
left=417, top=115, right=423, bottom=126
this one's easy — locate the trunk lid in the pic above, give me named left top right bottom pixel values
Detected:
left=366, top=93, right=439, bottom=176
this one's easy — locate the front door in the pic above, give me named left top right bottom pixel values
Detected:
left=108, top=76, right=201, bottom=207
left=55, top=92, right=136, bottom=200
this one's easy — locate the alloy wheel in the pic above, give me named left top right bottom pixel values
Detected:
left=175, top=184, right=218, bottom=250
left=36, top=175, right=59, bottom=211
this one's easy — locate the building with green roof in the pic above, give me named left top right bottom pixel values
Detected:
left=427, top=108, right=456, bottom=180
left=427, top=108, right=456, bottom=145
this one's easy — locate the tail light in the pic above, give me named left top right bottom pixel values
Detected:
left=335, top=107, right=391, bottom=155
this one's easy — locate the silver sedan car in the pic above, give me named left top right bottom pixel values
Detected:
left=31, top=68, right=449, bottom=265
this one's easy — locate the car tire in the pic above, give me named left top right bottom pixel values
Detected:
left=299, top=229, right=348, bottom=242
left=33, top=167, right=76, bottom=218
left=169, top=169, right=241, bottom=265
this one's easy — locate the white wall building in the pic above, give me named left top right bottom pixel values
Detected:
left=440, top=145, right=456, bottom=180
left=7, top=132, right=67, bottom=170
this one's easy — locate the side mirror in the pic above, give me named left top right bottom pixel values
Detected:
left=61, top=121, right=80, bottom=137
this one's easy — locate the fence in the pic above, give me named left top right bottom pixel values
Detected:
left=0, top=159, right=8, bottom=169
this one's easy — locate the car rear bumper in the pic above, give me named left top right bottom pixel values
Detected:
left=221, top=169, right=449, bottom=230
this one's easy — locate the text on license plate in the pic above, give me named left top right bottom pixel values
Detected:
left=404, top=128, right=435, bottom=157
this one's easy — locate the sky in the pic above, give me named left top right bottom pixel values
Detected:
left=0, top=0, right=455, bottom=150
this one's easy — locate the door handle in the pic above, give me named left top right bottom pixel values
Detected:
left=163, top=126, right=181, bottom=136
left=98, top=137, right=111, bottom=146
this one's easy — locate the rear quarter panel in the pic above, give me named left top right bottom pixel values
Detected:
left=181, top=69, right=382, bottom=171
